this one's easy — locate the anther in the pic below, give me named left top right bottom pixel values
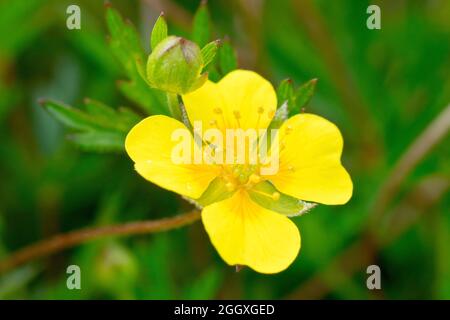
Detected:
left=213, top=107, right=223, bottom=114
left=209, top=119, right=218, bottom=126
left=287, top=165, right=295, bottom=172
left=233, top=110, right=241, bottom=119
left=249, top=174, right=261, bottom=184
left=271, top=192, right=280, bottom=201
left=257, top=107, right=264, bottom=114
left=267, top=109, right=275, bottom=118
left=225, top=182, right=235, bottom=192
left=285, top=125, right=293, bottom=134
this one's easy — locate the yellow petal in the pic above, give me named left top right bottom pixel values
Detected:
left=270, top=113, right=353, bottom=205
left=125, top=115, right=219, bottom=198
left=202, top=190, right=301, bottom=274
left=182, top=70, right=277, bottom=132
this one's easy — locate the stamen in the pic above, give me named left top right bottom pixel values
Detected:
left=287, top=165, right=295, bottom=172
left=271, top=192, right=280, bottom=201
left=248, top=174, right=261, bottom=184
left=213, top=107, right=227, bottom=127
left=255, top=107, right=264, bottom=128
left=267, top=109, right=275, bottom=119
left=285, top=125, right=293, bottom=134
left=233, top=110, right=241, bottom=127
left=209, top=119, right=218, bottom=127
left=225, top=182, right=235, bottom=192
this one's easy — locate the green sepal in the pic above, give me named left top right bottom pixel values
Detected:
left=201, top=40, right=220, bottom=69
left=248, top=181, right=317, bottom=216
left=151, top=12, right=168, bottom=50
left=188, top=177, right=235, bottom=208
left=276, top=78, right=295, bottom=108
left=289, top=78, right=317, bottom=115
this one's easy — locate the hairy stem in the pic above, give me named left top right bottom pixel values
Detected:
left=0, top=210, right=201, bottom=274
left=166, top=92, right=182, bottom=120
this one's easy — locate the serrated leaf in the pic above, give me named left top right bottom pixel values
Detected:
left=151, top=13, right=168, bottom=50
left=106, top=6, right=168, bottom=115
left=201, top=40, right=220, bottom=68
left=84, top=98, right=118, bottom=120
left=84, top=98, right=139, bottom=132
left=42, top=99, right=140, bottom=153
left=290, top=78, right=317, bottom=115
left=42, top=100, right=107, bottom=131
left=68, top=131, right=125, bottom=152
left=219, top=40, right=237, bottom=75
left=248, top=181, right=317, bottom=216
left=192, top=2, right=210, bottom=47
left=106, top=7, right=144, bottom=76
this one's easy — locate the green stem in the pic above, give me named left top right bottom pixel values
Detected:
left=166, top=92, right=182, bottom=120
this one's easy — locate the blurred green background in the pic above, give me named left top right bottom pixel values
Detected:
left=0, top=0, right=449, bottom=299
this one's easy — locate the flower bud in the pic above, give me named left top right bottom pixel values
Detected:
left=146, top=36, right=207, bottom=94
left=94, top=243, right=138, bottom=292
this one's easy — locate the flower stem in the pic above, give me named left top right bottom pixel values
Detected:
left=0, top=210, right=201, bottom=275
left=166, top=92, right=182, bottom=120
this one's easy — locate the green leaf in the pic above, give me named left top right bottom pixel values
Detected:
left=106, top=6, right=168, bottom=115
left=41, top=99, right=139, bottom=153
left=150, top=12, right=168, bottom=50
left=219, top=40, right=237, bottom=75
left=41, top=100, right=106, bottom=131
left=201, top=40, right=220, bottom=68
left=248, top=181, right=317, bottom=216
left=84, top=98, right=140, bottom=132
left=84, top=98, right=118, bottom=120
left=106, top=7, right=144, bottom=76
left=68, top=131, right=125, bottom=152
left=290, top=78, right=317, bottom=115
left=192, top=1, right=210, bottom=47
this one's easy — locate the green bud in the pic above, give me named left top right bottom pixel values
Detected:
left=94, top=242, right=138, bottom=291
left=146, top=36, right=207, bottom=94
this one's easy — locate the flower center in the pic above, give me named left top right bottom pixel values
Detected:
left=221, top=164, right=261, bottom=191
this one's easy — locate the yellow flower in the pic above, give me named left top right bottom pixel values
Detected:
left=125, top=70, right=353, bottom=274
